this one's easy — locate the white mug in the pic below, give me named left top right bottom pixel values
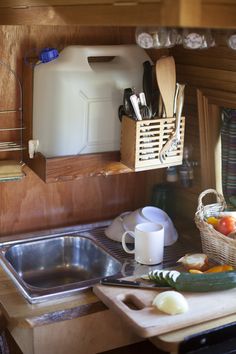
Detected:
left=122, top=222, right=164, bottom=265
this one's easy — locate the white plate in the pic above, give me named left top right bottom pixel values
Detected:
left=105, top=212, right=134, bottom=243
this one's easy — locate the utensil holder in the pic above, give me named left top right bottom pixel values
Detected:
left=120, top=115, right=185, bottom=171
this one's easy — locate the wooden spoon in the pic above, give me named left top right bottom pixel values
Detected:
left=155, top=56, right=176, bottom=117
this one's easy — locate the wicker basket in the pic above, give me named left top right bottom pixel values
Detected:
left=195, top=188, right=236, bottom=266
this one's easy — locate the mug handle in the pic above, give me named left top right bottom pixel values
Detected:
left=122, top=231, right=135, bottom=254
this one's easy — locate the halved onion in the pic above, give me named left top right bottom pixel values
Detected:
left=152, top=291, right=189, bottom=315
left=177, top=253, right=209, bottom=271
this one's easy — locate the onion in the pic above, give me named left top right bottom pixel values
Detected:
left=177, top=253, right=209, bottom=271
left=152, top=291, right=189, bottom=315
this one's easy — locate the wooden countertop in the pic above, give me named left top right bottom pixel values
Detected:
left=3, top=263, right=236, bottom=354
left=0, top=266, right=104, bottom=328
left=1, top=221, right=236, bottom=353
left=0, top=218, right=198, bottom=325
left=151, top=314, right=236, bottom=353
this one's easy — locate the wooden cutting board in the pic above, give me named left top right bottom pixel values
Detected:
left=93, top=281, right=236, bottom=338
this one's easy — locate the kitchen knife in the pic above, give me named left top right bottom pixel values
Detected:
left=100, top=278, right=171, bottom=290
left=130, top=94, right=142, bottom=121
left=123, top=88, right=135, bottom=118
left=143, top=61, right=158, bottom=118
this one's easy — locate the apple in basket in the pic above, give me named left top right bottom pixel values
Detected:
left=207, top=216, right=236, bottom=236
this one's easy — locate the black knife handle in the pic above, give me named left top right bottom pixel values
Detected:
left=100, top=278, right=171, bottom=290
left=101, top=278, right=140, bottom=286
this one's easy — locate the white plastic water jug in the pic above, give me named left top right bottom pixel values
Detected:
left=32, top=45, right=151, bottom=157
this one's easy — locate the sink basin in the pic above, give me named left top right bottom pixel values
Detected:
left=0, top=233, right=122, bottom=303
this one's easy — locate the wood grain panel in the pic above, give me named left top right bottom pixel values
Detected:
left=2, top=24, right=235, bottom=233
left=27, top=152, right=135, bottom=183
left=169, top=42, right=236, bottom=220
left=0, top=4, right=163, bottom=26
left=0, top=130, right=21, bottom=142
left=173, top=46, right=236, bottom=72
left=0, top=165, right=151, bottom=235
left=177, top=64, right=236, bottom=84
left=0, top=26, right=158, bottom=236
left=0, top=25, right=164, bottom=236
left=0, top=112, right=22, bottom=129
left=0, top=0, right=161, bottom=6
left=202, top=1, right=236, bottom=28
left=197, top=88, right=236, bottom=192
left=0, top=151, right=22, bottom=161
left=0, top=1, right=236, bottom=28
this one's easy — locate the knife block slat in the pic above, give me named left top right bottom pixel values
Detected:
left=120, top=116, right=185, bottom=171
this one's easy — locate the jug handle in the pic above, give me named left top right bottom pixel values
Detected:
left=59, top=45, right=141, bottom=71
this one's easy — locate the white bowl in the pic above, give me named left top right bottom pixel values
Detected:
left=122, top=208, right=146, bottom=231
left=105, top=212, right=134, bottom=243
left=123, top=206, right=178, bottom=246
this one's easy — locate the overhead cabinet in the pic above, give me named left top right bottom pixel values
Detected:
left=0, top=0, right=236, bottom=28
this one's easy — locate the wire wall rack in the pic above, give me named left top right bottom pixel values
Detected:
left=0, top=60, right=25, bottom=182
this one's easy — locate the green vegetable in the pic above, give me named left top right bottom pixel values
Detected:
left=148, top=269, right=236, bottom=292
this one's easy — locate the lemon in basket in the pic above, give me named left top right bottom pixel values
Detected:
left=206, top=216, right=219, bottom=226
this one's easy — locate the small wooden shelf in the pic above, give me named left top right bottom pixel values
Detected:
left=27, top=151, right=133, bottom=183
left=23, top=58, right=135, bottom=183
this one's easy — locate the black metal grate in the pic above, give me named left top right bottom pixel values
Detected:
left=80, top=226, right=199, bottom=270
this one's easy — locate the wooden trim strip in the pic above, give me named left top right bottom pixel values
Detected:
left=197, top=88, right=236, bottom=190
left=26, top=301, right=107, bottom=327
left=0, top=4, right=163, bottom=26
left=26, top=152, right=133, bottom=183
left=0, top=0, right=161, bottom=7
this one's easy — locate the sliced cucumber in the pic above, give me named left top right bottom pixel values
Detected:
left=147, top=269, right=236, bottom=292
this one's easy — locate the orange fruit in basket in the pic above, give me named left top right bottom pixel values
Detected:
left=204, top=265, right=234, bottom=273
left=206, top=216, right=219, bottom=226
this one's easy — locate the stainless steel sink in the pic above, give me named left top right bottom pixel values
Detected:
left=0, top=230, right=122, bottom=303
left=0, top=222, right=194, bottom=304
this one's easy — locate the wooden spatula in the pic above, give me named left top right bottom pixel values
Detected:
left=155, top=56, right=176, bottom=117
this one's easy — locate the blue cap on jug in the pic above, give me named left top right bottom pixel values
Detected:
left=39, top=48, right=59, bottom=63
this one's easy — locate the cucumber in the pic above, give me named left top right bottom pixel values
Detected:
left=175, top=271, right=236, bottom=292
left=148, top=270, right=236, bottom=292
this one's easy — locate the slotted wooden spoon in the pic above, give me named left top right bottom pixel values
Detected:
left=155, top=56, right=176, bottom=117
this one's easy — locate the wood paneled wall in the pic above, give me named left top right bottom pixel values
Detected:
left=170, top=34, right=236, bottom=219
left=2, top=26, right=235, bottom=235
left=0, top=26, right=164, bottom=236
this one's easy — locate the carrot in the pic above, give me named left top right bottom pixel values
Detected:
left=204, top=265, right=234, bottom=273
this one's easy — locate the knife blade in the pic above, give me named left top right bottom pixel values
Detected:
left=100, top=278, right=171, bottom=290
left=143, top=60, right=158, bottom=118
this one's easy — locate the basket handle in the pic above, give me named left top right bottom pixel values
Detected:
left=197, top=189, right=227, bottom=213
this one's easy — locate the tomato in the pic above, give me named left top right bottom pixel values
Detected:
left=215, top=216, right=236, bottom=236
